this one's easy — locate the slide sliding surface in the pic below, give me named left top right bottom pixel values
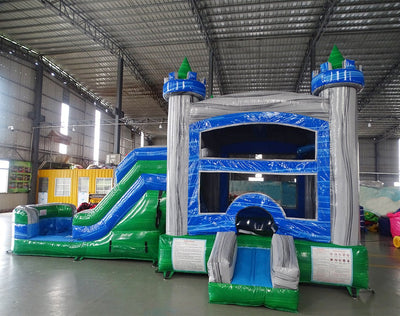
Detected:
left=72, top=173, right=166, bottom=241
left=72, top=159, right=166, bottom=233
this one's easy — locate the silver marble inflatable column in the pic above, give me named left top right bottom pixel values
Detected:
left=312, top=53, right=364, bottom=246
left=163, top=67, right=205, bottom=236
left=320, top=87, right=360, bottom=246
left=165, top=94, right=194, bottom=236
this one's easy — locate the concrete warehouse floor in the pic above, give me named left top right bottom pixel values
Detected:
left=1, top=212, right=400, bottom=316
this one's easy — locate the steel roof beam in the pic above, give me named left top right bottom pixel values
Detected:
left=0, top=35, right=113, bottom=114
left=358, top=58, right=400, bottom=112
left=375, top=123, right=400, bottom=143
left=295, top=0, right=338, bottom=93
left=38, top=0, right=167, bottom=113
left=363, top=58, right=400, bottom=142
left=1, top=35, right=146, bottom=137
left=187, top=0, right=224, bottom=95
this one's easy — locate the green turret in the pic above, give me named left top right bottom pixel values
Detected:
left=328, top=45, right=344, bottom=69
left=177, top=57, right=192, bottom=79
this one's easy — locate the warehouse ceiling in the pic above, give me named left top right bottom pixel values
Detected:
left=1, top=0, right=400, bottom=142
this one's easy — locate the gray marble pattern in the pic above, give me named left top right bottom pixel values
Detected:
left=190, top=91, right=329, bottom=122
left=321, top=87, right=360, bottom=246
left=166, top=94, right=195, bottom=236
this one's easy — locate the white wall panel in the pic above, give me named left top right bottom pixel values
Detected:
left=0, top=193, right=28, bottom=211
left=152, top=135, right=167, bottom=146
left=359, top=137, right=399, bottom=186
left=359, top=138, right=376, bottom=181
left=42, top=76, right=63, bottom=101
left=0, top=54, right=34, bottom=161
left=377, top=139, right=398, bottom=186
left=120, top=127, right=135, bottom=156
left=82, top=100, right=95, bottom=162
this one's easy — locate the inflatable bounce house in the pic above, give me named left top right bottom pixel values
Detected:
left=12, top=46, right=369, bottom=312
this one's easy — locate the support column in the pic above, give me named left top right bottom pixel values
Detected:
left=374, top=141, right=378, bottom=182
left=163, top=58, right=206, bottom=236
left=208, top=50, right=214, bottom=98
left=312, top=45, right=364, bottom=246
left=28, top=62, right=43, bottom=204
left=310, top=40, right=316, bottom=94
left=114, top=57, right=123, bottom=154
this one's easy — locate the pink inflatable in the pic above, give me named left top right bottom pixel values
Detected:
left=387, top=212, right=400, bottom=237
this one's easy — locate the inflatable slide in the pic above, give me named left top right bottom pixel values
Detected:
left=12, top=147, right=167, bottom=262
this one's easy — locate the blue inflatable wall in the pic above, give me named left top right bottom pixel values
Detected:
left=187, top=111, right=331, bottom=243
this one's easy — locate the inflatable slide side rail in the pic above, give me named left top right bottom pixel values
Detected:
left=73, top=160, right=166, bottom=227
left=115, top=147, right=167, bottom=183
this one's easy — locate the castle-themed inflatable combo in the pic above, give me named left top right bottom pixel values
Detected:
left=12, top=46, right=369, bottom=312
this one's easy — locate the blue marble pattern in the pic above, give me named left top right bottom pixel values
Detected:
left=187, top=111, right=331, bottom=243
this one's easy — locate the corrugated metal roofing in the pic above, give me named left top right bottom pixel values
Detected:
left=1, top=0, right=399, bottom=141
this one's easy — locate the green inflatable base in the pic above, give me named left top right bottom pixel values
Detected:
left=294, top=239, right=369, bottom=289
left=208, top=282, right=299, bottom=312
left=13, top=230, right=161, bottom=262
left=158, top=233, right=369, bottom=310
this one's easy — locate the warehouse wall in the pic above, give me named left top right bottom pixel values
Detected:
left=0, top=53, right=34, bottom=210
left=376, top=139, right=399, bottom=185
left=121, top=128, right=137, bottom=156
left=0, top=51, right=139, bottom=210
left=152, top=135, right=167, bottom=146
left=359, top=138, right=376, bottom=181
left=0, top=54, right=34, bottom=162
left=40, top=73, right=119, bottom=166
left=359, top=138, right=399, bottom=186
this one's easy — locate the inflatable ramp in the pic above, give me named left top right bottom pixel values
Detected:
left=208, top=232, right=299, bottom=312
